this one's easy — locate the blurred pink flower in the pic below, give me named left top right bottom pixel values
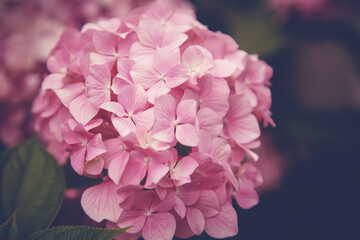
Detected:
left=32, top=0, right=275, bottom=239
left=255, top=133, right=289, bottom=194
left=264, top=0, right=329, bottom=21
left=0, top=0, right=154, bottom=147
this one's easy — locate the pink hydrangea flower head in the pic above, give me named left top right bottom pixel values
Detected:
left=32, top=0, right=275, bottom=239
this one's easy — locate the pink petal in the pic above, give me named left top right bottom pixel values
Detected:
left=136, top=19, right=165, bottom=48
left=152, top=95, right=176, bottom=142
left=130, top=59, right=159, bottom=89
left=101, top=101, right=126, bottom=117
left=176, top=100, right=196, bottom=124
left=165, top=64, right=188, bottom=88
left=153, top=47, right=181, bottom=75
left=149, top=0, right=173, bottom=20
left=117, top=84, right=148, bottom=114
left=117, top=32, right=137, bottom=56
left=112, top=117, right=136, bottom=137
left=174, top=197, right=186, bottom=219
left=102, top=138, right=127, bottom=168
left=93, top=30, right=117, bottom=55
left=171, top=156, right=199, bottom=186
left=69, top=93, right=99, bottom=125
left=47, top=47, right=70, bottom=73
left=84, top=157, right=104, bottom=175
left=42, top=73, right=65, bottom=90
left=178, top=186, right=200, bottom=206
left=209, top=59, right=236, bottom=78
left=133, top=107, right=154, bottom=130
left=81, top=180, right=121, bottom=223
left=182, top=45, right=205, bottom=69
left=129, top=42, right=156, bottom=61
left=204, top=203, right=238, bottom=238
left=117, top=210, right=146, bottom=234
left=235, top=179, right=259, bottom=209
left=145, top=161, right=169, bottom=188
left=115, top=58, right=135, bottom=87
left=70, top=146, right=86, bottom=175
left=146, top=81, right=171, bottom=104
left=176, top=124, right=199, bottom=147
left=186, top=207, right=205, bottom=236
left=196, top=108, right=223, bottom=138
left=196, top=190, right=220, bottom=218
left=152, top=189, right=176, bottom=212
left=62, top=123, right=89, bottom=145
left=111, top=77, right=132, bottom=95
left=207, top=137, right=231, bottom=165
left=199, top=76, right=230, bottom=118
left=227, top=93, right=253, bottom=117
left=108, top=152, right=130, bottom=184
left=226, top=94, right=260, bottom=144
left=142, top=213, right=176, bottom=240
left=121, top=152, right=147, bottom=185
left=89, top=52, right=115, bottom=68
left=84, top=119, right=103, bottom=131
left=227, top=114, right=260, bottom=145
left=162, top=29, right=188, bottom=49
left=86, top=64, right=112, bottom=107
left=54, top=82, right=84, bottom=108
left=86, top=133, right=106, bottom=161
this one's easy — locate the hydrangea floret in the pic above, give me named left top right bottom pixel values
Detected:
left=32, top=0, right=274, bottom=239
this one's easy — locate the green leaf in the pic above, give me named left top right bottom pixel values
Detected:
left=0, top=214, right=18, bottom=240
left=26, top=226, right=130, bottom=240
left=0, top=136, right=65, bottom=239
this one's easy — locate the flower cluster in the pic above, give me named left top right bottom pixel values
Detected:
left=0, top=0, right=155, bottom=147
left=265, top=0, right=329, bottom=20
left=33, top=0, right=274, bottom=239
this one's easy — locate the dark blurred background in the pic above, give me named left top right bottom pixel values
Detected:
left=186, top=0, right=360, bottom=239
left=1, top=0, right=359, bottom=239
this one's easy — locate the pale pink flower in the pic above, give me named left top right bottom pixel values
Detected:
left=121, top=148, right=171, bottom=188
left=183, top=75, right=230, bottom=118
left=102, top=138, right=131, bottom=184
left=152, top=94, right=199, bottom=146
left=169, top=150, right=199, bottom=186
left=62, top=121, right=106, bottom=175
left=117, top=189, right=176, bottom=240
left=129, top=19, right=188, bottom=61
left=234, top=162, right=263, bottom=209
left=182, top=45, right=214, bottom=85
left=101, top=84, right=154, bottom=137
left=231, top=53, right=275, bottom=127
left=31, top=0, right=276, bottom=239
left=130, top=47, right=188, bottom=103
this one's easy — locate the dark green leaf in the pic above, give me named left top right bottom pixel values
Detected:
left=0, top=214, right=18, bottom=240
left=26, top=226, right=130, bottom=240
left=0, top=136, right=65, bottom=238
